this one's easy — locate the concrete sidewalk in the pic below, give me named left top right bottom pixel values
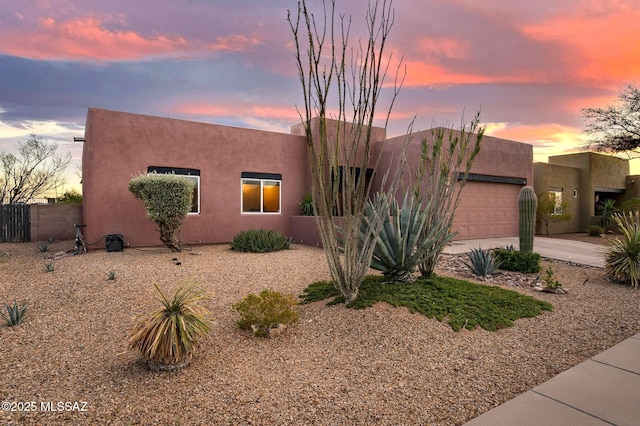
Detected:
left=463, top=332, right=640, bottom=426
left=444, top=236, right=604, bottom=267
left=454, top=236, right=640, bottom=425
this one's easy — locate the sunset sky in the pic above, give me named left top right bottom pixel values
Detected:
left=1, top=0, right=639, bottom=192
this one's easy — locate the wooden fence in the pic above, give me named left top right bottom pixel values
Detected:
left=0, top=204, right=31, bottom=242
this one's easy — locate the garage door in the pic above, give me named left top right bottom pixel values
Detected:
left=452, top=181, right=522, bottom=239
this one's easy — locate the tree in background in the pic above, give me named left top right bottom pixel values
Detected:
left=0, top=134, right=71, bottom=204
left=56, top=189, right=82, bottom=204
left=288, top=0, right=406, bottom=302
left=582, top=83, right=640, bottom=155
left=129, top=173, right=195, bottom=252
left=536, top=192, right=572, bottom=235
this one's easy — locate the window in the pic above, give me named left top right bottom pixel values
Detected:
left=148, top=166, right=200, bottom=214
left=549, top=189, right=563, bottom=215
left=241, top=172, right=281, bottom=214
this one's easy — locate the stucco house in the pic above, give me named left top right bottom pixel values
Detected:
left=81, top=108, right=533, bottom=249
left=533, top=152, right=640, bottom=234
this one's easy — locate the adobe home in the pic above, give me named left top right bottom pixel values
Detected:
left=533, top=153, right=640, bottom=234
left=80, top=108, right=533, bottom=248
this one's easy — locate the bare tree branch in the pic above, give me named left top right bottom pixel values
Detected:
left=0, top=134, right=71, bottom=204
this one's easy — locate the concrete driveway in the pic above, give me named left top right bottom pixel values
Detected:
left=444, top=236, right=605, bottom=268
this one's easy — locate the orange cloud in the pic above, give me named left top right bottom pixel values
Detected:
left=522, top=11, right=640, bottom=82
left=0, top=15, right=190, bottom=60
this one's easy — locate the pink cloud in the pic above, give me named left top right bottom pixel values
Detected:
left=208, top=34, right=263, bottom=52
left=0, top=15, right=190, bottom=60
left=173, top=102, right=300, bottom=122
left=522, top=10, right=640, bottom=82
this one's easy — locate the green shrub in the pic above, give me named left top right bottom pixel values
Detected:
left=620, top=197, right=640, bottom=213
left=465, top=247, right=501, bottom=276
left=2, top=299, right=28, bottom=326
left=129, top=173, right=195, bottom=252
left=232, top=289, right=299, bottom=337
left=230, top=229, right=291, bottom=253
left=298, top=192, right=314, bottom=216
left=588, top=225, right=603, bottom=237
left=604, top=212, right=640, bottom=289
left=543, top=267, right=562, bottom=290
left=493, top=248, right=541, bottom=273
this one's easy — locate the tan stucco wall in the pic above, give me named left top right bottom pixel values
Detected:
left=548, top=152, right=629, bottom=230
left=82, top=108, right=308, bottom=248
left=372, top=128, right=533, bottom=239
left=533, top=162, right=580, bottom=234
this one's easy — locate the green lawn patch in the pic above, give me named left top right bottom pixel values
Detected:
left=300, top=275, right=553, bottom=331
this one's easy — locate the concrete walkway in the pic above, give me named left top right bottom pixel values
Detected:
left=463, top=333, right=640, bottom=426
left=452, top=237, right=640, bottom=425
left=444, top=236, right=605, bottom=267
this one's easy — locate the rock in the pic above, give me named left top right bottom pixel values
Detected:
left=533, top=286, right=543, bottom=292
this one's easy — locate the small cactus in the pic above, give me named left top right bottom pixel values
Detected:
left=518, top=186, right=537, bottom=253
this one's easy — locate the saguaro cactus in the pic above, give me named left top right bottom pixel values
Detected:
left=518, top=186, right=537, bottom=253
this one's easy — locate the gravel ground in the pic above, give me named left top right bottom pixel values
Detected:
left=1, top=238, right=639, bottom=426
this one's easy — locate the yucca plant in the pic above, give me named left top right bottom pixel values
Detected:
left=361, top=191, right=450, bottom=282
left=465, top=247, right=501, bottom=276
left=604, top=212, right=640, bottom=289
left=2, top=299, right=28, bottom=326
left=38, top=240, right=49, bottom=252
left=128, top=282, right=212, bottom=370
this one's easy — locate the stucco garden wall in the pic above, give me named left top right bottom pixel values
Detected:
left=82, top=108, right=308, bottom=248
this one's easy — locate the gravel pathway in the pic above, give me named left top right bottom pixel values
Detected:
left=0, top=241, right=638, bottom=425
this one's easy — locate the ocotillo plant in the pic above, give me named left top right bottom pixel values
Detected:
left=518, top=186, right=537, bottom=253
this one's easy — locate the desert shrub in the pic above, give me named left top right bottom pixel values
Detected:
left=543, top=267, right=562, bottom=290
left=230, top=229, right=291, bottom=253
left=604, top=212, right=640, bottom=289
left=107, top=270, right=117, bottom=281
left=44, top=261, right=55, bottom=272
left=2, top=299, right=28, bottom=326
left=620, top=197, right=640, bottom=213
left=128, top=173, right=194, bottom=252
left=128, top=282, right=212, bottom=370
left=588, top=225, right=603, bottom=236
left=493, top=248, right=541, bottom=273
left=232, top=289, right=299, bottom=337
left=298, top=192, right=314, bottom=216
left=465, top=247, right=501, bottom=276
left=38, top=240, right=49, bottom=252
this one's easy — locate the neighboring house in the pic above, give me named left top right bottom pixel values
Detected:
left=533, top=152, right=640, bottom=234
left=81, top=108, right=533, bottom=248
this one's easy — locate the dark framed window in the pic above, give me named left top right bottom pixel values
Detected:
left=148, top=166, right=200, bottom=214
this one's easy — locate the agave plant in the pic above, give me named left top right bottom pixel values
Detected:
left=361, top=191, right=449, bottom=282
left=2, top=299, right=28, bottom=326
left=465, top=247, right=501, bottom=276
left=128, top=281, right=212, bottom=370
left=604, top=211, right=640, bottom=289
